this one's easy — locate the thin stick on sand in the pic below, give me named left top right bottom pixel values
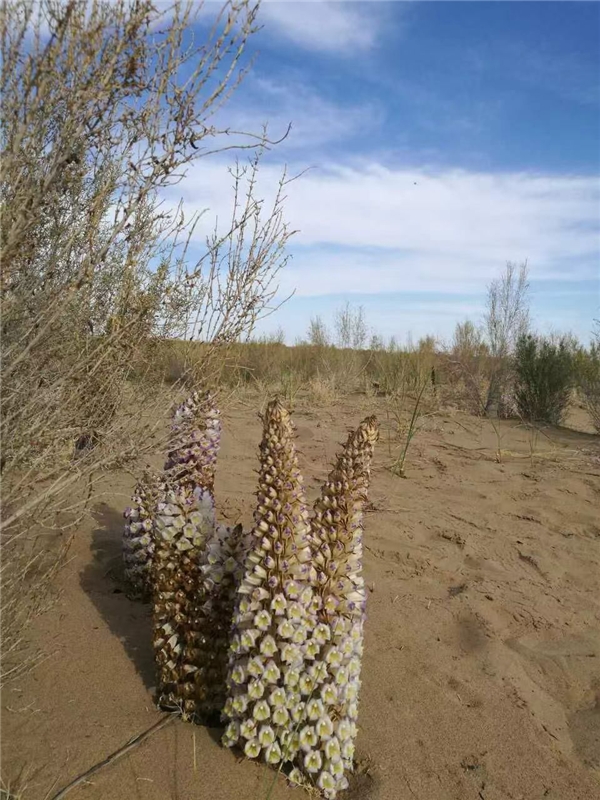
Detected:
left=49, top=714, right=176, bottom=800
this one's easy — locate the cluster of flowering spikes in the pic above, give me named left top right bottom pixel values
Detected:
left=222, top=402, right=379, bottom=799
left=122, top=390, right=221, bottom=600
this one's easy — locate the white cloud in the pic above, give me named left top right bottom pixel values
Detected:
left=257, top=1, right=383, bottom=54
left=170, top=159, right=600, bottom=297
left=212, top=74, right=384, bottom=154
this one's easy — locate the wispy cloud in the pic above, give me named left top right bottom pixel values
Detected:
left=173, top=159, right=599, bottom=298
left=257, top=1, right=385, bottom=55
left=213, top=73, right=384, bottom=154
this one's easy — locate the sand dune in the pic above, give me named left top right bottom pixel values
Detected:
left=2, top=397, right=599, bottom=800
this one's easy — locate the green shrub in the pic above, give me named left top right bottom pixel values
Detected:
left=514, top=334, right=573, bottom=425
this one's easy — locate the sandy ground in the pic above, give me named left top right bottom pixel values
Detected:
left=2, top=395, right=600, bottom=800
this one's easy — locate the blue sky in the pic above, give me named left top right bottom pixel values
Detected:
left=174, top=1, right=600, bottom=345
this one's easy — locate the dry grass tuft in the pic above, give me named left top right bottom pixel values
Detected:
left=307, top=374, right=338, bottom=406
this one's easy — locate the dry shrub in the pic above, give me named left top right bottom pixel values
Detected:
left=308, top=373, right=338, bottom=406
left=1, top=0, right=294, bottom=683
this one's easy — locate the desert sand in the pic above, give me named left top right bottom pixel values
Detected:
left=2, top=395, right=600, bottom=800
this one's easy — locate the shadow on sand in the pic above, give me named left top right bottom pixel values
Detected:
left=79, top=502, right=227, bottom=741
left=80, top=501, right=155, bottom=690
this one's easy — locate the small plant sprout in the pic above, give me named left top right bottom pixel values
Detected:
left=388, top=380, right=428, bottom=477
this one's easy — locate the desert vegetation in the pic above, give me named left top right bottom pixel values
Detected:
left=2, top=2, right=599, bottom=800
left=1, top=0, right=293, bottom=686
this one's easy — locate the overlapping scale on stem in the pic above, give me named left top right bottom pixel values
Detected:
left=165, top=390, right=221, bottom=493
left=152, top=485, right=217, bottom=720
left=122, top=390, right=221, bottom=600
left=311, top=416, right=379, bottom=617
left=197, top=522, right=250, bottom=718
left=122, top=471, right=163, bottom=600
left=222, top=400, right=322, bottom=770
left=303, top=415, right=379, bottom=797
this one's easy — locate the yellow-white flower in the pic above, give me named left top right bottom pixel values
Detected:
left=272, top=705, right=290, bottom=725
left=287, top=602, right=303, bottom=621
left=334, top=666, right=349, bottom=686
left=299, top=725, right=318, bottom=751
left=254, top=610, right=271, bottom=631
left=240, top=629, right=259, bottom=650
left=258, top=725, right=276, bottom=747
left=277, top=619, right=294, bottom=639
left=232, top=693, right=249, bottom=714
left=252, top=700, right=270, bottom=721
left=300, top=587, right=313, bottom=606
left=324, top=737, right=341, bottom=761
left=303, top=749, right=323, bottom=773
left=290, top=701, right=305, bottom=723
left=317, top=770, right=336, bottom=792
left=265, top=742, right=282, bottom=764
left=329, top=757, right=344, bottom=777
left=337, top=719, right=352, bottom=741
left=304, top=639, right=320, bottom=659
left=341, top=738, right=355, bottom=761
left=284, top=580, right=301, bottom=599
left=247, top=656, right=264, bottom=677
left=280, top=643, right=301, bottom=664
left=348, top=657, right=361, bottom=676
left=299, top=673, right=315, bottom=695
left=271, top=593, right=287, bottom=614
left=231, top=664, right=246, bottom=685
left=222, top=721, right=240, bottom=746
left=321, top=683, right=339, bottom=705
left=315, top=714, right=335, bottom=739
left=269, top=687, right=287, bottom=707
left=263, top=660, right=281, bottom=684
left=306, top=698, right=325, bottom=721
left=259, top=635, right=277, bottom=657
left=312, top=623, right=330, bottom=644
left=283, top=667, right=300, bottom=687
left=248, top=680, right=265, bottom=700
left=244, top=738, right=261, bottom=759
left=344, top=682, right=359, bottom=702
left=309, top=662, right=328, bottom=682
left=240, top=719, right=257, bottom=739
left=288, top=768, right=304, bottom=787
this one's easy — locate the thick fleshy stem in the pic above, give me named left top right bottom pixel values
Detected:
left=122, top=391, right=221, bottom=600
left=197, top=522, right=250, bottom=718
left=310, top=416, right=379, bottom=618
left=222, top=400, right=322, bottom=770
left=151, top=485, right=217, bottom=720
left=300, top=415, right=379, bottom=797
left=122, top=471, right=164, bottom=600
left=164, top=390, right=221, bottom=493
